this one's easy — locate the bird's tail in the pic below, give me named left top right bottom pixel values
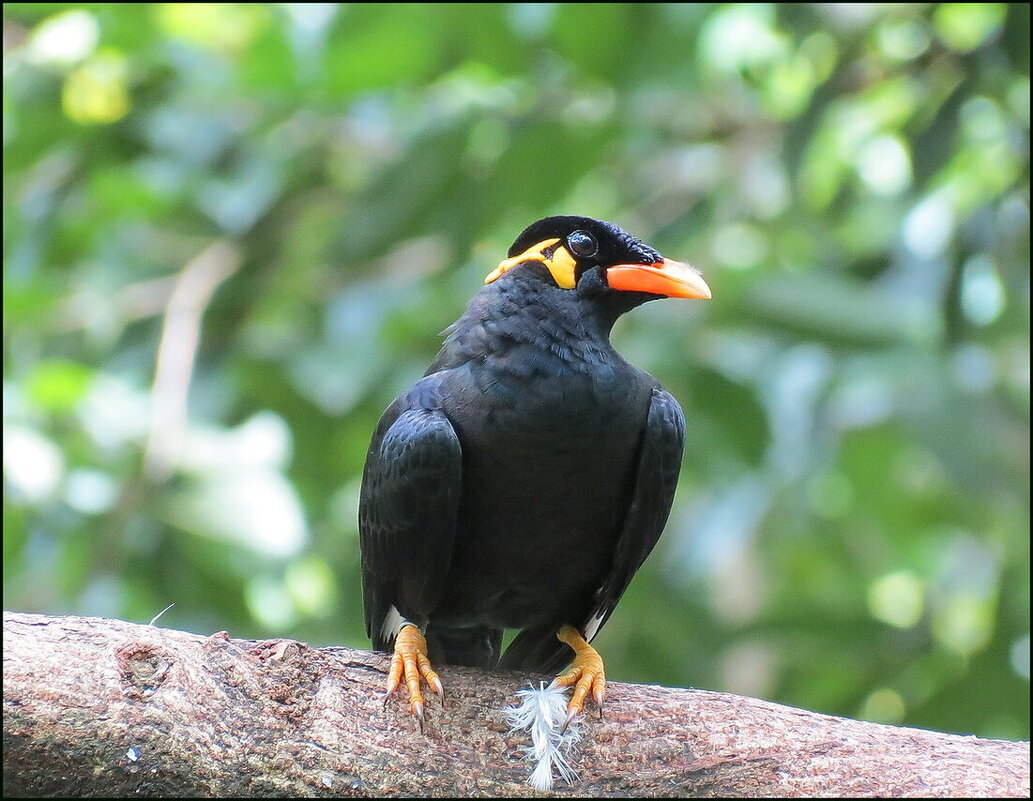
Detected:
left=425, top=623, right=504, bottom=668
left=499, top=625, right=573, bottom=673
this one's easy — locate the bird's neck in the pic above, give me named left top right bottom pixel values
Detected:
left=446, top=274, right=625, bottom=370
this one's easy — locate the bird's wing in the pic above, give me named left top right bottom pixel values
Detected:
left=581, top=386, right=685, bottom=639
left=359, top=386, right=463, bottom=651
left=501, top=386, right=685, bottom=672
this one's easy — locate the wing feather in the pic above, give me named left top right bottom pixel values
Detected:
left=359, top=384, right=462, bottom=651
left=585, top=387, right=685, bottom=636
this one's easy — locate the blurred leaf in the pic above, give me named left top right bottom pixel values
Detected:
left=25, top=359, right=94, bottom=413
left=744, top=274, right=941, bottom=347
left=933, top=3, right=1006, bottom=52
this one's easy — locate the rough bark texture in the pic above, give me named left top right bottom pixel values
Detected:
left=2, top=611, right=1029, bottom=797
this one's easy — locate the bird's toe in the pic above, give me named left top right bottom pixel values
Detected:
left=384, top=624, right=442, bottom=729
left=552, top=624, right=607, bottom=721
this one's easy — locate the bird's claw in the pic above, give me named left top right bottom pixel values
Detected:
left=553, top=624, right=607, bottom=726
left=560, top=707, right=579, bottom=735
left=384, top=624, right=442, bottom=730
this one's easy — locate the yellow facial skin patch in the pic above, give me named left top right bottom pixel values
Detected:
left=484, top=238, right=578, bottom=290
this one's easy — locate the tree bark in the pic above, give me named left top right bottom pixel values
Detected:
left=2, top=611, right=1028, bottom=797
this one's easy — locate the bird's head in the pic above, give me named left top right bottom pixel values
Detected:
left=484, top=215, right=711, bottom=302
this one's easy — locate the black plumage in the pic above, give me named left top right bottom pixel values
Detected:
left=359, top=215, right=709, bottom=712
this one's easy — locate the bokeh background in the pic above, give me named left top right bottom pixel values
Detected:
left=3, top=3, right=1029, bottom=740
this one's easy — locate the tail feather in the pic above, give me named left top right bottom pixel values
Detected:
left=500, top=626, right=572, bottom=673
left=425, top=624, right=503, bottom=668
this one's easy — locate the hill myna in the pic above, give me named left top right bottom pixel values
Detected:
left=359, top=215, right=711, bottom=726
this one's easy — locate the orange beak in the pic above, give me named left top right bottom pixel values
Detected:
left=606, top=259, right=712, bottom=300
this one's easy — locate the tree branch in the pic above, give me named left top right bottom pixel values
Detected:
left=2, top=611, right=1028, bottom=797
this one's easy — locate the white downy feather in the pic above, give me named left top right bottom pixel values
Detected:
left=504, top=681, right=583, bottom=790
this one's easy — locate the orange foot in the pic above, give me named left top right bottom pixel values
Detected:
left=552, top=624, right=606, bottom=727
left=384, top=623, right=443, bottom=729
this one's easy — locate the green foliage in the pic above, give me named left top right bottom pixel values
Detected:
left=3, top=3, right=1028, bottom=740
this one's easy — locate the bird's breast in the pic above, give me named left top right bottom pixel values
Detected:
left=432, top=350, right=652, bottom=629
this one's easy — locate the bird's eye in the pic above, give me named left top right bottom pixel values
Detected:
left=567, top=230, right=598, bottom=259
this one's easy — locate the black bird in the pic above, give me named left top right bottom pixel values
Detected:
left=359, top=215, right=711, bottom=724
